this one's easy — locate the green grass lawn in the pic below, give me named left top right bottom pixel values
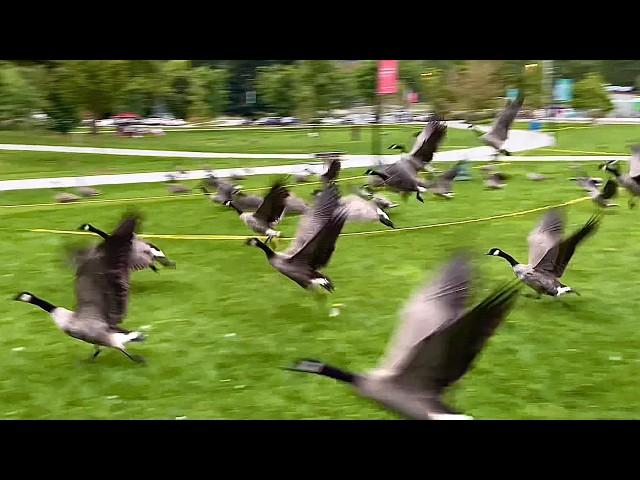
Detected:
left=1, top=160, right=638, bottom=419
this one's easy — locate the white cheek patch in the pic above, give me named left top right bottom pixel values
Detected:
left=417, top=186, right=427, bottom=193
left=149, top=247, right=165, bottom=258
left=493, top=250, right=500, bottom=256
left=19, top=293, right=32, bottom=302
left=376, top=208, right=390, bottom=220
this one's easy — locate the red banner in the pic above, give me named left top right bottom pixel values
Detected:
left=377, top=60, right=398, bottom=95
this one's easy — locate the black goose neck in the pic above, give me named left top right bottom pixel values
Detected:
left=229, top=202, right=243, bottom=215
left=87, top=225, right=109, bottom=239
left=29, top=295, right=57, bottom=313
left=497, top=250, right=519, bottom=267
left=320, top=364, right=357, bottom=384
left=255, top=240, right=275, bottom=258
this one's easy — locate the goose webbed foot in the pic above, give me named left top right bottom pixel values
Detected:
left=119, top=349, right=146, bottom=364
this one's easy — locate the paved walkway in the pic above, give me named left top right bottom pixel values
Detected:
left=0, top=126, right=561, bottom=191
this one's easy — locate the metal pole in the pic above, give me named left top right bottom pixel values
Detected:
left=372, top=93, right=381, bottom=165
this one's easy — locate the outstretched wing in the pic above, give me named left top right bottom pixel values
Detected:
left=489, top=94, right=524, bottom=142
left=254, top=181, right=290, bottom=224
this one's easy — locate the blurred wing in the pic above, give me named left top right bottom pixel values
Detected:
left=490, top=94, right=524, bottom=141
left=552, top=214, right=601, bottom=278
left=287, top=184, right=341, bottom=256
left=321, top=159, right=341, bottom=184
left=394, top=282, right=520, bottom=392
left=288, top=209, right=348, bottom=270
left=254, top=182, right=290, bottom=223
left=103, top=216, right=137, bottom=325
left=371, top=256, right=472, bottom=381
left=629, top=145, right=640, bottom=179
left=74, top=246, right=110, bottom=323
left=408, top=119, right=447, bottom=164
left=601, top=179, right=618, bottom=199
left=527, top=209, right=565, bottom=269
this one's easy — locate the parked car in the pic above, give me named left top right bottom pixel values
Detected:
left=280, top=116, right=300, bottom=125
left=253, top=117, right=281, bottom=126
left=320, top=117, right=344, bottom=125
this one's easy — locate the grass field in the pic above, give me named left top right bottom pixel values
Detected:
left=2, top=158, right=639, bottom=419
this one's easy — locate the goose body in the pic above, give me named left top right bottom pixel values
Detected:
left=601, top=147, right=640, bottom=208
left=284, top=193, right=309, bottom=215
left=485, top=172, right=509, bottom=190
left=470, top=94, right=524, bottom=157
left=226, top=181, right=289, bottom=240
left=167, top=182, right=190, bottom=194
left=75, top=186, right=101, bottom=197
left=365, top=160, right=428, bottom=203
left=341, top=194, right=395, bottom=228
left=55, top=192, right=80, bottom=203
left=286, top=256, right=520, bottom=419
left=526, top=172, right=546, bottom=181
left=487, top=209, right=600, bottom=297
left=248, top=184, right=347, bottom=292
left=577, top=178, right=618, bottom=207
left=79, top=223, right=175, bottom=272
left=427, top=161, right=465, bottom=198
left=14, top=217, right=146, bottom=362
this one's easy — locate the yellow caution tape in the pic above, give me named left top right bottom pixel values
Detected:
left=26, top=196, right=591, bottom=241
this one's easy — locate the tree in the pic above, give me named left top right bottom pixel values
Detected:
left=44, top=65, right=79, bottom=134
left=448, top=61, right=504, bottom=112
left=0, top=63, right=44, bottom=126
left=572, top=73, right=613, bottom=113
left=256, top=64, right=299, bottom=116
left=353, top=60, right=377, bottom=105
left=188, top=67, right=230, bottom=119
left=163, top=60, right=192, bottom=119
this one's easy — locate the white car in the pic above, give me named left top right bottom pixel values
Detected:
left=321, top=117, right=344, bottom=125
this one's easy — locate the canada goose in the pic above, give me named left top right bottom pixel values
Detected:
left=365, top=160, right=428, bottom=203
left=485, top=172, right=509, bottom=190
left=578, top=178, right=618, bottom=208
left=199, top=185, right=232, bottom=205
left=486, top=209, right=601, bottom=297
left=284, top=192, right=310, bottom=215
left=165, top=175, right=190, bottom=194
left=247, top=186, right=347, bottom=292
left=402, top=118, right=448, bottom=172
left=320, top=158, right=341, bottom=185
left=225, top=181, right=289, bottom=242
left=526, top=173, right=547, bottom=181
left=78, top=222, right=176, bottom=272
left=341, top=194, right=395, bottom=229
left=55, top=192, right=81, bottom=203
left=75, top=186, right=101, bottom=197
left=600, top=146, right=640, bottom=208
left=14, top=216, right=146, bottom=363
left=231, top=191, right=264, bottom=212
left=285, top=256, right=520, bottom=419
left=293, top=167, right=316, bottom=183
left=358, top=187, right=398, bottom=210
left=469, top=93, right=524, bottom=159
left=427, top=161, right=465, bottom=198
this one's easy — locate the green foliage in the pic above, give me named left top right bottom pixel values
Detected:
left=188, top=67, right=230, bottom=119
left=256, top=65, right=299, bottom=116
left=572, top=73, right=613, bottom=113
left=0, top=63, right=43, bottom=126
left=353, top=60, right=377, bottom=104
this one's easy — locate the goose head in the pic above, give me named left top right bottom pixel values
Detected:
left=600, top=160, right=620, bottom=176
left=14, top=291, right=33, bottom=302
left=486, top=248, right=502, bottom=256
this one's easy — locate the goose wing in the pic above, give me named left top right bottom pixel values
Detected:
left=371, top=256, right=518, bottom=394
left=600, top=179, right=618, bottom=200
left=74, top=216, right=137, bottom=326
left=408, top=119, right=447, bottom=164
left=527, top=209, right=565, bottom=270
left=253, top=181, right=290, bottom=224
left=287, top=208, right=348, bottom=270
left=543, top=214, right=601, bottom=278
left=286, top=184, right=341, bottom=256
left=321, top=158, right=341, bottom=184
left=489, top=94, right=524, bottom=142
left=341, top=195, right=377, bottom=220
left=629, top=145, right=640, bottom=180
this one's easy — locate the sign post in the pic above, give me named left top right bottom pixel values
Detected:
left=374, top=60, right=399, bottom=163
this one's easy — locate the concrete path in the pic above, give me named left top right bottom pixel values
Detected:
left=0, top=126, right=561, bottom=191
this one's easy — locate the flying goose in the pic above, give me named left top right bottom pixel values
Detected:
left=14, top=216, right=146, bottom=363
left=577, top=177, right=618, bottom=208
left=247, top=187, right=347, bottom=293
left=55, top=192, right=81, bottom=203
left=284, top=192, right=310, bottom=215
left=320, top=158, right=341, bottom=185
left=486, top=209, right=601, bottom=297
left=340, top=194, right=395, bottom=229
left=358, top=186, right=398, bottom=210
left=166, top=178, right=191, bottom=194
left=78, top=222, right=175, bottom=272
left=426, top=161, right=466, bottom=198
left=285, top=256, right=520, bottom=419
left=292, top=167, right=316, bottom=183
left=225, top=181, right=289, bottom=242
left=484, top=171, right=509, bottom=190
left=469, top=93, right=524, bottom=159
left=199, top=185, right=233, bottom=205
left=365, top=159, right=428, bottom=203
left=75, top=186, right=101, bottom=197
left=402, top=118, right=448, bottom=172
left=600, top=146, right=640, bottom=208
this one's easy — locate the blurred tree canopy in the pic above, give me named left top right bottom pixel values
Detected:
left=0, top=59, right=638, bottom=134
